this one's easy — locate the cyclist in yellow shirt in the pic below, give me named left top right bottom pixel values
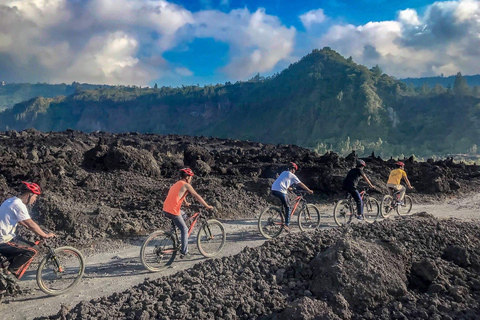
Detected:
left=386, top=161, right=413, bottom=203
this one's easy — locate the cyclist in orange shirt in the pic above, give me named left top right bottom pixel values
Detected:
left=386, top=161, right=413, bottom=203
left=163, top=168, right=213, bottom=258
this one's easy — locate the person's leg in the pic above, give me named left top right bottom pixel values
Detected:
left=164, top=212, right=189, bottom=254
left=387, top=183, right=402, bottom=201
left=398, top=185, right=406, bottom=201
left=347, top=189, right=363, bottom=217
left=272, top=191, right=290, bottom=225
left=2, top=237, right=38, bottom=279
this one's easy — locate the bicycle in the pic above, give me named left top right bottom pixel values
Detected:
left=333, top=188, right=380, bottom=226
left=140, top=208, right=226, bottom=272
left=0, top=239, right=85, bottom=296
left=380, top=187, right=413, bottom=218
left=258, top=190, right=321, bottom=239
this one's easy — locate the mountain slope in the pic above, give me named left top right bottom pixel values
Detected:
left=0, top=48, right=479, bottom=157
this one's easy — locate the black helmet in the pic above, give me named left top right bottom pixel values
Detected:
left=356, top=160, right=366, bottom=167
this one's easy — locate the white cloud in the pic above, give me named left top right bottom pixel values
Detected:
left=0, top=0, right=193, bottom=85
left=61, top=32, right=156, bottom=85
left=192, top=8, right=296, bottom=79
left=311, top=0, right=480, bottom=78
left=175, top=67, right=194, bottom=76
left=300, top=9, right=327, bottom=29
left=0, top=0, right=294, bottom=85
left=3, top=0, right=71, bottom=27
left=398, top=8, right=421, bottom=25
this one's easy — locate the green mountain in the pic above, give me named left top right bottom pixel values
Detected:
left=401, top=74, right=480, bottom=88
left=0, top=82, right=111, bottom=111
left=1, top=48, right=479, bottom=158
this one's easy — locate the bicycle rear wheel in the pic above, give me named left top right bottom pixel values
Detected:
left=36, top=246, right=85, bottom=296
left=363, top=198, right=380, bottom=223
left=396, top=195, right=413, bottom=216
left=197, top=219, right=226, bottom=257
left=380, top=195, right=395, bottom=218
left=258, top=206, right=284, bottom=239
left=298, top=204, right=321, bottom=231
left=140, top=231, right=177, bottom=272
left=333, top=199, right=354, bottom=226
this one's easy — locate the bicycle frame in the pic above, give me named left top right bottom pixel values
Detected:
left=288, top=195, right=304, bottom=218
left=170, top=210, right=211, bottom=244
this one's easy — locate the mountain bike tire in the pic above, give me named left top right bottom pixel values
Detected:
left=258, top=206, right=284, bottom=239
left=396, top=195, right=413, bottom=216
left=36, top=246, right=85, bottom=296
left=197, top=219, right=226, bottom=258
left=140, top=231, right=177, bottom=272
left=333, top=199, right=354, bottom=226
left=363, top=198, right=380, bottom=223
left=380, top=195, right=395, bottom=218
left=298, top=204, right=321, bottom=231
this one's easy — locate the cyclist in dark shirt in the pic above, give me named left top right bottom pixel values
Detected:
left=342, top=160, right=375, bottom=219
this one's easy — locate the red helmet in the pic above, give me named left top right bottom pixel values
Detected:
left=356, top=159, right=366, bottom=167
left=396, top=161, right=405, bottom=167
left=180, top=168, right=194, bottom=177
left=21, top=181, right=41, bottom=195
left=290, top=162, right=298, bottom=170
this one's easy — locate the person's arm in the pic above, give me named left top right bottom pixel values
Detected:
left=297, top=182, right=314, bottom=194
left=18, top=219, right=55, bottom=238
left=403, top=176, right=413, bottom=189
left=362, top=173, right=375, bottom=189
left=185, top=184, right=213, bottom=210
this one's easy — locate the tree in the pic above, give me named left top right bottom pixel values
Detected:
left=453, top=72, right=470, bottom=96
left=154, top=83, right=158, bottom=89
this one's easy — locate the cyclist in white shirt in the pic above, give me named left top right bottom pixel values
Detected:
left=271, top=162, right=313, bottom=230
left=0, top=182, right=55, bottom=281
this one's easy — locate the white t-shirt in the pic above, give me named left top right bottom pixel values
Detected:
left=271, top=171, right=301, bottom=194
left=0, top=197, right=31, bottom=243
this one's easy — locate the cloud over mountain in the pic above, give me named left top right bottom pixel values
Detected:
left=0, top=0, right=479, bottom=85
left=314, top=0, right=480, bottom=77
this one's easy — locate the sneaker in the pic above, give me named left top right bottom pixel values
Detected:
left=396, top=201, right=404, bottom=206
left=179, top=252, right=192, bottom=259
left=284, top=225, right=291, bottom=233
left=356, top=215, right=364, bottom=220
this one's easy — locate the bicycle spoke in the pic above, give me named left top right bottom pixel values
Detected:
left=258, top=207, right=284, bottom=239
left=363, top=198, right=379, bottom=223
left=396, top=195, right=413, bottom=215
left=298, top=204, right=321, bottom=231
left=197, top=220, right=226, bottom=257
left=37, top=247, right=84, bottom=295
left=140, top=231, right=177, bottom=272
left=334, top=200, right=354, bottom=226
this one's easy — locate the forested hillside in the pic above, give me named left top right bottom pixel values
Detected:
left=1, top=48, right=479, bottom=158
left=401, top=74, right=480, bottom=88
left=0, top=82, right=110, bottom=111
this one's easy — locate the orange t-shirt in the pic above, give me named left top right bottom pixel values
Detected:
left=163, top=181, right=188, bottom=216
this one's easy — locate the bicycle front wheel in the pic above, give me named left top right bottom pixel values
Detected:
left=333, top=199, right=354, bottom=226
left=36, top=246, right=85, bottom=296
left=197, top=219, right=226, bottom=258
left=298, top=204, right=321, bottom=231
left=140, top=231, right=177, bottom=272
left=396, top=195, right=413, bottom=216
left=380, top=195, right=395, bottom=218
left=258, top=207, right=284, bottom=239
left=363, top=198, right=380, bottom=223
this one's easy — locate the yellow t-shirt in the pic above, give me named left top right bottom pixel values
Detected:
left=387, top=169, right=407, bottom=185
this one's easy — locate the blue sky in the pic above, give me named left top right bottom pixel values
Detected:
left=1, top=0, right=479, bottom=87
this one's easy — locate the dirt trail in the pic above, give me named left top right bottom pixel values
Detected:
left=1, top=195, right=479, bottom=320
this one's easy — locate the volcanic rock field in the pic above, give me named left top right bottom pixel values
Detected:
left=0, top=129, right=480, bottom=319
